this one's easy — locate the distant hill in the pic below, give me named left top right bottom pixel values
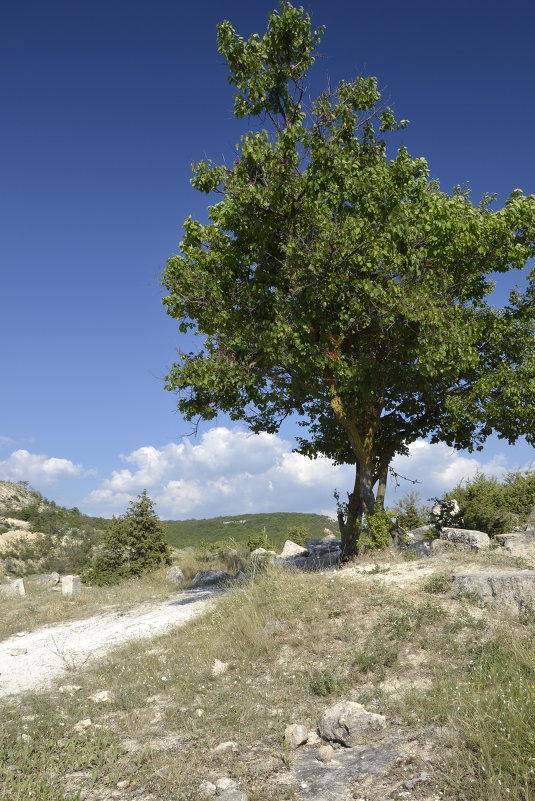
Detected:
left=164, top=511, right=336, bottom=551
left=0, top=481, right=109, bottom=577
left=0, top=480, right=337, bottom=574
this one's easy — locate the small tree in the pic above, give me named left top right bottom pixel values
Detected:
left=161, top=3, right=535, bottom=558
left=87, top=491, right=171, bottom=584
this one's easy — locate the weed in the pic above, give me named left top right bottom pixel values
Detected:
left=310, top=669, right=338, bottom=696
left=423, top=573, right=452, bottom=594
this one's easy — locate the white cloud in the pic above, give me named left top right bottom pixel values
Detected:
left=84, top=426, right=354, bottom=518
left=83, top=426, right=526, bottom=519
left=389, top=441, right=509, bottom=501
left=0, top=449, right=84, bottom=484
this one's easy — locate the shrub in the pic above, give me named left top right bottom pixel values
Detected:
left=85, top=491, right=171, bottom=585
left=246, top=531, right=273, bottom=551
left=442, top=470, right=535, bottom=537
left=423, top=573, right=452, bottom=594
left=285, top=524, right=309, bottom=546
left=310, top=669, right=338, bottom=696
left=389, top=491, right=429, bottom=531
left=359, top=508, right=392, bottom=551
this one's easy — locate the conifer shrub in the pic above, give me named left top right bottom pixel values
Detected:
left=84, top=491, right=171, bottom=585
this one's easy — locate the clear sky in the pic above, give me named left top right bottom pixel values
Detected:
left=1, top=0, right=534, bottom=519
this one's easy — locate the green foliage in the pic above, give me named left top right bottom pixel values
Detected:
left=310, top=669, right=339, bottom=696
left=285, top=524, right=309, bottom=546
left=161, top=3, right=535, bottom=554
left=389, top=491, right=429, bottom=531
left=246, top=532, right=272, bottom=552
left=443, top=470, right=535, bottom=536
left=85, top=491, right=171, bottom=585
left=359, top=508, right=392, bottom=551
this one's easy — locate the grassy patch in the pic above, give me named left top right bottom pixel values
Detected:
left=2, top=554, right=535, bottom=800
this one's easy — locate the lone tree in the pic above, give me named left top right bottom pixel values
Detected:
left=88, top=491, right=171, bottom=584
left=162, top=3, right=535, bottom=557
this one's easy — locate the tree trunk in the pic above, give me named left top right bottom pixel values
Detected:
left=375, top=464, right=389, bottom=510
left=338, top=454, right=377, bottom=559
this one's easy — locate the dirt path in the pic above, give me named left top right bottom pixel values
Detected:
left=0, top=588, right=215, bottom=699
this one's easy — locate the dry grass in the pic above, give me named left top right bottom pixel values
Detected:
left=2, top=551, right=535, bottom=800
left=0, top=569, right=178, bottom=641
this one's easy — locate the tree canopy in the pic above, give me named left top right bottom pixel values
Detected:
left=162, top=3, right=535, bottom=555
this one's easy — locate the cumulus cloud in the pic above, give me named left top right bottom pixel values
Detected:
left=83, top=426, right=521, bottom=518
left=84, top=427, right=354, bottom=518
left=0, top=449, right=84, bottom=484
left=389, top=440, right=509, bottom=501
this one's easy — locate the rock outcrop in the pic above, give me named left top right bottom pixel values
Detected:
left=452, top=570, right=535, bottom=616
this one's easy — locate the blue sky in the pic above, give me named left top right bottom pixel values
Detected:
left=1, top=0, right=534, bottom=519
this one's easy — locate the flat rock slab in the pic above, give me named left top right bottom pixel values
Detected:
left=452, top=570, right=535, bottom=614
left=293, top=740, right=402, bottom=801
left=496, top=530, right=535, bottom=561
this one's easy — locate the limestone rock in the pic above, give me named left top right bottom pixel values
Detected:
left=199, top=780, right=217, bottom=797
left=213, top=740, right=238, bottom=754
left=73, top=718, right=92, bottom=732
left=405, top=538, right=434, bottom=557
left=90, top=689, right=111, bottom=703
left=284, top=723, right=308, bottom=749
left=59, top=685, right=82, bottom=694
left=212, top=659, right=229, bottom=676
left=452, top=570, right=535, bottom=616
left=404, top=525, right=434, bottom=543
left=496, top=530, right=535, bottom=560
left=440, top=527, right=489, bottom=550
left=166, top=565, right=184, bottom=583
left=279, top=540, right=308, bottom=559
left=1, top=518, right=31, bottom=531
left=316, top=744, right=334, bottom=763
left=0, top=578, right=26, bottom=597
left=199, top=780, right=217, bottom=798
left=34, top=572, right=61, bottom=588
left=292, top=738, right=401, bottom=801
left=218, top=792, right=247, bottom=801
left=61, top=575, right=81, bottom=595
left=192, top=570, right=233, bottom=587
left=319, top=701, right=385, bottom=747
left=215, top=777, right=237, bottom=793
left=250, top=548, right=276, bottom=566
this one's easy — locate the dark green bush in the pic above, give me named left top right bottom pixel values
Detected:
left=85, top=491, right=171, bottom=585
left=360, top=508, right=392, bottom=551
left=285, top=524, right=309, bottom=546
left=443, top=470, right=535, bottom=537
